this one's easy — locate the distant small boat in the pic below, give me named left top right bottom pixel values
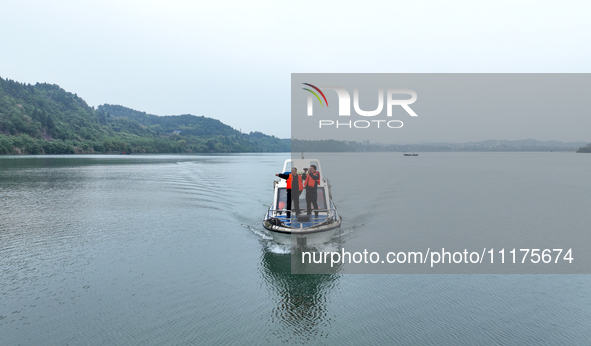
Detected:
left=403, top=153, right=418, bottom=156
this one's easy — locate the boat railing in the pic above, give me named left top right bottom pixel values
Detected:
left=265, top=207, right=339, bottom=227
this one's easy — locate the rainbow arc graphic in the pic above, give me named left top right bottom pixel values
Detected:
left=302, top=83, right=328, bottom=107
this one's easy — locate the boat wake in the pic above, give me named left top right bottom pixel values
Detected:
left=333, top=223, right=364, bottom=238
left=265, top=243, right=292, bottom=254
left=241, top=223, right=273, bottom=240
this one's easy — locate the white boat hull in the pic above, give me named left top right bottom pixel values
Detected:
left=262, top=216, right=342, bottom=246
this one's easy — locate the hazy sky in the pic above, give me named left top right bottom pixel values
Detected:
left=2, top=0, right=590, bottom=141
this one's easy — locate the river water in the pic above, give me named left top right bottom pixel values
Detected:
left=1, top=153, right=590, bottom=345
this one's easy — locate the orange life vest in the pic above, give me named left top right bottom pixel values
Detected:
left=304, top=171, right=320, bottom=188
left=287, top=174, right=303, bottom=191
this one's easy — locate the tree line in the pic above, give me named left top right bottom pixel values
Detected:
left=0, top=77, right=289, bottom=154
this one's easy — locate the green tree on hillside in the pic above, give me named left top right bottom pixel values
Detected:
left=0, top=77, right=289, bottom=154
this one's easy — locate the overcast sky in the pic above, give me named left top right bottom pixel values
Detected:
left=1, top=0, right=590, bottom=141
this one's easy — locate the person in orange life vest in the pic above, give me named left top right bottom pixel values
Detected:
left=275, top=167, right=303, bottom=218
left=302, top=165, right=320, bottom=218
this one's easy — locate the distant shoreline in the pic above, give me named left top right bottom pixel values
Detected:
left=1, top=148, right=588, bottom=156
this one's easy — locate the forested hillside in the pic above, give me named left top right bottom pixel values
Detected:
left=0, top=77, right=289, bottom=154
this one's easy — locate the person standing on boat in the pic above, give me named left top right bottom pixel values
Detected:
left=303, top=165, right=320, bottom=218
left=275, top=167, right=303, bottom=218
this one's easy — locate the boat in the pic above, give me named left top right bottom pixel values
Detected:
left=262, top=158, right=342, bottom=246
left=403, top=153, right=418, bottom=156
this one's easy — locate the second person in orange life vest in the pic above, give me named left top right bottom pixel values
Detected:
left=275, top=167, right=303, bottom=218
left=303, top=165, right=320, bottom=218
